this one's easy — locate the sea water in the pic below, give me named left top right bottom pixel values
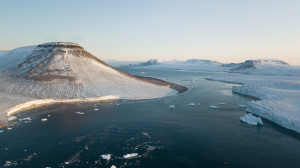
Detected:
left=1, top=68, right=300, bottom=168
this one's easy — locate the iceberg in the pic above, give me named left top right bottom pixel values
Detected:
left=169, top=105, right=175, bottom=109
left=209, top=105, right=218, bottom=109
left=101, top=154, right=111, bottom=160
left=123, top=153, right=138, bottom=159
left=19, top=117, right=32, bottom=121
left=75, top=112, right=84, bottom=115
left=240, top=113, right=263, bottom=126
left=41, top=118, right=47, bottom=122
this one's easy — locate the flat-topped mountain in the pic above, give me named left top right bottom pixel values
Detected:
left=0, top=42, right=186, bottom=121
left=0, top=42, right=186, bottom=99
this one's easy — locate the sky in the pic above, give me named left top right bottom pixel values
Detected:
left=0, top=0, right=300, bottom=65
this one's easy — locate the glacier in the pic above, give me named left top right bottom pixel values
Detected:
left=206, top=74, right=300, bottom=133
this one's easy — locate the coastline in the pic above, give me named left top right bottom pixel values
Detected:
left=6, top=95, right=121, bottom=116
left=0, top=77, right=188, bottom=125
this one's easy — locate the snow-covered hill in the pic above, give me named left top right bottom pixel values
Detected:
left=131, top=58, right=300, bottom=75
left=0, top=42, right=185, bottom=122
left=128, top=59, right=226, bottom=71
left=228, top=59, right=300, bottom=75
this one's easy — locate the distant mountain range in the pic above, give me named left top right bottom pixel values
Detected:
left=122, top=59, right=300, bottom=75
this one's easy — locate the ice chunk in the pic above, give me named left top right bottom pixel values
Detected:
left=41, top=118, right=47, bottom=122
left=219, top=103, right=226, bottom=105
left=209, top=105, right=218, bottom=109
left=75, top=111, right=84, bottom=115
left=94, top=108, right=99, bottom=111
left=8, top=116, right=16, bottom=121
left=111, top=165, right=116, bottom=168
left=240, top=113, right=263, bottom=126
left=19, top=117, right=32, bottom=121
left=48, top=115, right=51, bottom=117
left=188, top=103, right=195, bottom=106
left=197, top=103, right=201, bottom=105
left=238, top=104, right=247, bottom=108
left=101, top=154, right=111, bottom=160
left=169, top=105, right=175, bottom=109
left=0, top=130, right=3, bottom=133
left=7, top=127, right=12, bottom=130
left=4, top=161, right=17, bottom=167
left=123, top=153, right=138, bottom=159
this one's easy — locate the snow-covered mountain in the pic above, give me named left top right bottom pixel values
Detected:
left=227, top=59, right=299, bottom=75
left=127, top=59, right=225, bottom=71
left=0, top=42, right=185, bottom=99
left=0, top=42, right=187, bottom=120
left=130, top=58, right=300, bottom=75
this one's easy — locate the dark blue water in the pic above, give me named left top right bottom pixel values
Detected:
left=1, top=69, right=300, bottom=168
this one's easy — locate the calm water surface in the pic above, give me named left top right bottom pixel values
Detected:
left=0, top=68, right=300, bottom=168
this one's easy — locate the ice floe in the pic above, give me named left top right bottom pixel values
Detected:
left=19, top=117, right=32, bottom=121
left=169, top=105, right=175, bottom=109
left=75, top=112, right=84, bottom=115
left=101, top=154, right=111, bottom=160
left=41, top=118, right=47, bottom=122
left=123, top=153, right=138, bottom=159
left=240, top=113, right=263, bottom=126
left=209, top=105, right=218, bottom=109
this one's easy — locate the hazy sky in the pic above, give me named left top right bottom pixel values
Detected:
left=0, top=0, right=300, bottom=65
